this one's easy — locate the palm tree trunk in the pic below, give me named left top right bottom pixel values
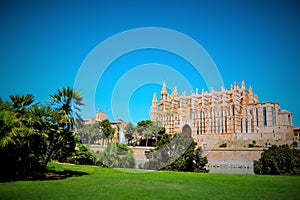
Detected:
left=42, top=134, right=57, bottom=169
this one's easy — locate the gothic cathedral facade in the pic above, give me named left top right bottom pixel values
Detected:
left=150, top=81, right=294, bottom=140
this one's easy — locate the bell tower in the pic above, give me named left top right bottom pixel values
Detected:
left=151, top=91, right=158, bottom=120
left=160, top=81, right=167, bottom=101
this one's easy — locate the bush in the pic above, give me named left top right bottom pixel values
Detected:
left=219, top=143, right=227, bottom=148
left=248, top=140, right=256, bottom=148
left=292, top=141, right=298, bottom=148
left=98, top=143, right=136, bottom=168
left=254, top=144, right=300, bottom=175
left=66, top=144, right=97, bottom=165
left=142, top=133, right=208, bottom=172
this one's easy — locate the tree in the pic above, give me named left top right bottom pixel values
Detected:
left=254, top=144, right=300, bottom=175
left=165, top=141, right=208, bottom=172
left=77, top=124, right=89, bottom=144
left=9, top=94, right=35, bottom=116
left=0, top=96, right=50, bottom=178
left=77, top=123, right=102, bottom=144
left=137, top=120, right=152, bottom=133
left=92, top=123, right=103, bottom=144
left=136, top=120, right=165, bottom=147
left=137, top=120, right=155, bottom=147
left=98, top=142, right=136, bottom=168
left=125, top=122, right=136, bottom=145
left=42, top=87, right=85, bottom=169
left=0, top=88, right=87, bottom=180
left=66, top=140, right=97, bottom=165
left=144, top=124, right=155, bottom=147
left=99, top=119, right=115, bottom=145
left=151, top=120, right=165, bottom=144
left=142, top=133, right=208, bottom=172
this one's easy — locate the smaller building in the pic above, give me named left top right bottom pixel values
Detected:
left=82, top=108, right=125, bottom=143
left=83, top=108, right=107, bottom=125
left=294, top=127, right=300, bottom=141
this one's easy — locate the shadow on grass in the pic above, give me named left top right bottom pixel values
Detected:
left=40, top=169, right=89, bottom=181
left=0, top=169, right=89, bottom=182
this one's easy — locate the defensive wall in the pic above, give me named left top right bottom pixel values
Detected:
left=204, top=149, right=262, bottom=167
left=90, top=145, right=269, bottom=168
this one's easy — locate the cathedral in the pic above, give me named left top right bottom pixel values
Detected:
left=150, top=81, right=294, bottom=140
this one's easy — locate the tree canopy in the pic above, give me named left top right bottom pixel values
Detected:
left=254, top=144, right=300, bottom=175
left=0, top=87, right=89, bottom=180
left=98, top=143, right=136, bottom=168
left=141, top=133, right=208, bottom=172
left=99, top=119, right=115, bottom=144
left=137, top=120, right=165, bottom=147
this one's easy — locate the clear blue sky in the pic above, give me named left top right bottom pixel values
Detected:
left=0, top=0, right=299, bottom=126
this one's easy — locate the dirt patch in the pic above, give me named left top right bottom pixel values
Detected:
left=40, top=170, right=88, bottom=180
left=1, top=170, right=88, bottom=182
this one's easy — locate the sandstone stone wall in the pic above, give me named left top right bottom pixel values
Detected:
left=129, top=146, right=153, bottom=166
left=205, top=150, right=262, bottom=167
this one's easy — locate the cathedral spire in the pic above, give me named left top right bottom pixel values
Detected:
left=171, top=86, right=178, bottom=97
left=161, top=81, right=167, bottom=94
left=241, top=80, right=246, bottom=90
left=160, top=81, right=167, bottom=101
left=152, top=91, right=157, bottom=104
left=249, top=85, right=253, bottom=96
left=151, top=91, right=158, bottom=120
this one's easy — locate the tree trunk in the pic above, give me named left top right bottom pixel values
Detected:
left=42, top=134, right=57, bottom=170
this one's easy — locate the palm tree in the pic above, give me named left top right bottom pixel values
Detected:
left=42, top=87, right=85, bottom=169
left=125, top=122, right=136, bottom=145
left=9, top=94, right=35, bottom=116
left=50, top=87, right=84, bottom=128
left=1, top=95, right=49, bottom=176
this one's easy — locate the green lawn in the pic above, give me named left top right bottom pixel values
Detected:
left=1, top=163, right=299, bottom=200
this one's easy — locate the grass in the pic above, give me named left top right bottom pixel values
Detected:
left=1, top=163, right=300, bottom=200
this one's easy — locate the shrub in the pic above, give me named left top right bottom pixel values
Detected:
left=219, top=143, right=227, bottom=148
left=292, top=141, right=298, bottom=148
left=248, top=140, right=256, bottom=148
left=98, top=143, right=136, bottom=168
left=66, top=144, right=97, bottom=165
left=254, top=144, right=300, bottom=175
left=142, top=133, right=208, bottom=172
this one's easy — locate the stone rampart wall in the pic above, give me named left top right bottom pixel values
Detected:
left=90, top=145, right=283, bottom=168
left=205, top=150, right=262, bottom=167
left=90, top=145, right=153, bottom=166
left=129, top=146, right=153, bottom=165
left=196, top=128, right=293, bottom=141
